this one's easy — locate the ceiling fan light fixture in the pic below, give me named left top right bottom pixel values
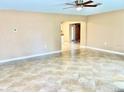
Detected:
left=76, top=6, right=82, bottom=11
left=64, top=0, right=102, bottom=10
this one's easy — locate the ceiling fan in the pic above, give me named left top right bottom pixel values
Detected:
left=64, top=0, right=102, bottom=10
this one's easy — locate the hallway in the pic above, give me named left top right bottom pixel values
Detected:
left=0, top=46, right=124, bottom=92
left=61, top=42, right=80, bottom=51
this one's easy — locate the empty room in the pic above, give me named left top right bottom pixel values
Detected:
left=0, top=0, right=124, bottom=92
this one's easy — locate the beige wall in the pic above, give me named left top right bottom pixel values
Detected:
left=0, top=10, right=86, bottom=61
left=61, top=22, right=70, bottom=42
left=87, top=10, right=124, bottom=52
left=61, top=21, right=86, bottom=45
left=1, top=9, right=124, bottom=61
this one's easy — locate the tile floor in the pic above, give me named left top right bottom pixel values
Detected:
left=61, top=42, right=80, bottom=51
left=0, top=43, right=124, bottom=92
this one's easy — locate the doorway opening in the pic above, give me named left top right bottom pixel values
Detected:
left=70, top=23, right=81, bottom=43
left=61, top=21, right=82, bottom=51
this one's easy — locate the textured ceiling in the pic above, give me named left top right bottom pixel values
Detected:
left=0, top=0, right=124, bottom=15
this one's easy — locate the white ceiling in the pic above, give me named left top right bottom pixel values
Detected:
left=0, top=0, right=124, bottom=15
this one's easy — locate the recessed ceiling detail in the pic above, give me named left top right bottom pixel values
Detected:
left=0, top=0, right=124, bottom=15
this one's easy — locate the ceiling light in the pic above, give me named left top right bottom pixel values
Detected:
left=76, top=7, right=82, bottom=11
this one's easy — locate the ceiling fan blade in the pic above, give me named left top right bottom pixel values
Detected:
left=65, top=3, right=75, bottom=6
left=82, top=0, right=93, bottom=5
left=83, top=4, right=98, bottom=7
left=63, top=7, right=74, bottom=9
left=97, top=3, right=102, bottom=5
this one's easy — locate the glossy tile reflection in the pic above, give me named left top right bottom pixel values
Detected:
left=61, top=42, right=80, bottom=51
left=0, top=49, right=124, bottom=92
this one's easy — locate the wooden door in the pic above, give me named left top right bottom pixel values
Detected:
left=75, top=23, right=80, bottom=43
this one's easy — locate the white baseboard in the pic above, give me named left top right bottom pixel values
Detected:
left=0, top=50, right=61, bottom=64
left=1, top=46, right=124, bottom=64
left=81, top=46, right=124, bottom=56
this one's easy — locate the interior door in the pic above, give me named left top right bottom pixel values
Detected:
left=75, top=23, right=80, bottom=43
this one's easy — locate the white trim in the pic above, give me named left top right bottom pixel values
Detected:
left=0, top=50, right=61, bottom=64
left=81, top=46, right=124, bottom=56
